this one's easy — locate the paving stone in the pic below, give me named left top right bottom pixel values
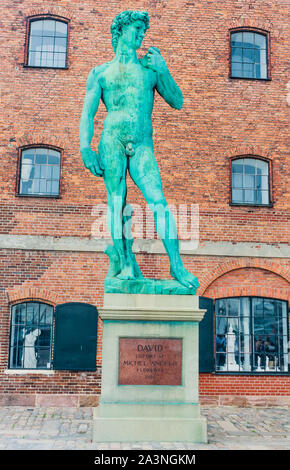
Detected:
left=0, top=405, right=289, bottom=449
left=77, top=423, right=88, bottom=434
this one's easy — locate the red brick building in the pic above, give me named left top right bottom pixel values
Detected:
left=0, top=0, right=289, bottom=407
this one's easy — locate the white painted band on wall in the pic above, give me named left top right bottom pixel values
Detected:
left=0, top=234, right=289, bottom=258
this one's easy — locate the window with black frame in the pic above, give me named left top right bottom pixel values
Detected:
left=215, top=297, right=289, bottom=373
left=231, top=30, right=268, bottom=79
left=9, top=302, right=54, bottom=369
left=231, top=157, right=270, bottom=205
left=19, top=147, right=61, bottom=196
left=27, top=18, right=68, bottom=68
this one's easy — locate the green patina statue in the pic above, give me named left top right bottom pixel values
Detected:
left=79, top=10, right=199, bottom=294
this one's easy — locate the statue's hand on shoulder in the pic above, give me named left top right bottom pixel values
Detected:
left=81, top=147, right=104, bottom=177
left=142, top=47, right=168, bottom=74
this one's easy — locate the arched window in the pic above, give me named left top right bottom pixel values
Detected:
left=27, top=18, right=68, bottom=68
left=215, top=297, right=289, bottom=373
left=9, top=302, right=54, bottom=369
left=18, top=147, right=61, bottom=197
left=230, top=30, right=268, bottom=79
left=231, top=157, right=270, bottom=206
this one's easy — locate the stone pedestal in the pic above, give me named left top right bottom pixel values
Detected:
left=93, top=293, right=207, bottom=443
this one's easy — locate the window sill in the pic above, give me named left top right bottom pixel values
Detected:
left=4, top=369, right=54, bottom=375
left=16, top=193, right=61, bottom=199
left=23, top=65, right=68, bottom=70
left=230, top=202, right=273, bottom=208
left=214, top=371, right=289, bottom=376
left=230, top=76, right=272, bottom=81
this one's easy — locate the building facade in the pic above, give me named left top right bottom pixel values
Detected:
left=0, top=0, right=289, bottom=407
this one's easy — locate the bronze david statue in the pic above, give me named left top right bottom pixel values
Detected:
left=79, top=10, right=199, bottom=293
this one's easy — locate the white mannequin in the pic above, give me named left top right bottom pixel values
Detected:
left=226, top=323, right=239, bottom=371
left=23, top=328, right=41, bottom=368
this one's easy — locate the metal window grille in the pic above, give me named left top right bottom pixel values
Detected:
left=27, top=19, right=68, bottom=68
left=231, top=31, right=267, bottom=79
left=231, top=158, right=270, bottom=205
left=19, top=148, right=61, bottom=196
left=9, top=302, right=54, bottom=369
left=215, top=297, right=289, bottom=373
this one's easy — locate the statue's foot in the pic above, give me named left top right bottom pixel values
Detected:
left=170, top=266, right=199, bottom=290
left=117, top=264, right=136, bottom=280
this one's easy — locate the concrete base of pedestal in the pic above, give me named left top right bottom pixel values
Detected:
left=93, top=403, right=207, bottom=443
left=93, top=294, right=207, bottom=443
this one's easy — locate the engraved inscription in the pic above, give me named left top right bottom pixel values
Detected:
left=118, top=338, right=182, bottom=385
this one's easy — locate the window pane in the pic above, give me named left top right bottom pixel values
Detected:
left=231, top=47, right=242, bottom=61
left=22, top=151, right=34, bottom=164
left=35, top=149, right=47, bottom=164
left=21, top=164, right=33, bottom=182
left=243, top=174, right=255, bottom=188
left=42, top=36, right=54, bottom=52
left=255, top=33, right=266, bottom=49
left=47, top=166, right=53, bottom=179
left=260, top=62, right=267, bottom=79
left=53, top=53, right=66, bottom=68
left=41, top=51, right=54, bottom=67
left=231, top=32, right=243, bottom=47
left=40, top=165, right=47, bottom=179
left=256, top=159, right=268, bottom=175
left=243, top=63, right=254, bottom=78
left=243, top=32, right=254, bottom=47
left=30, top=20, right=43, bottom=36
left=231, top=62, right=242, bottom=77
left=232, top=189, right=243, bottom=203
left=39, top=179, right=47, bottom=193
left=244, top=160, right=256, bottom=174
left=228, top=298, right=239, bottom=317
left=232, top=189, right=244, bottom=202
left=32, top=165, right=41, bottom=178
left=243, top=48, right=255, bottom=63
left=39, top=304, right=53, bottom=324
left=264, top=299, right=275, bottom=315
left=29, top=35, right=42, bottom=51
left=232, top=160, right=244, bottom=173
left=55, top=21, right=68, bottom=37
left=37, top=329, right=51, bottom=347
left=26, top=303, right=39, bottom=325
left=32, top=179, right=40, bottom=194
left=54, top=37, right=67, bottom=53
left=51, top=180, right=60, bottom=194
left=52, top=166, right=60, bottom=179
left=20, top=180, right=32, bottom=194
left=36, top=348, right=51, bottom=368
left=232, top=173, right=242, bottom=188
left=48, top=150, right=60, bottom=164
left=244, top=189, right=255, bottom=203
left=42, top=20, right=55, bottom=36
left=46, top=180, right=60, bottom=195
left=12, top=304, right=26, bottom=324
left=28, top=51, right=41, bottom=66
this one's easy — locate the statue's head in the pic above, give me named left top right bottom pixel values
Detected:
left=111, top=10, right=149, bottom=52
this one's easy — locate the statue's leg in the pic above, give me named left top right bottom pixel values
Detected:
left=128, top=144, right=199, bottom=289
left=99, top=135, right=136, bottom=280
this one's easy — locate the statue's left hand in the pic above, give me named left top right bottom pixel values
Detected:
left=142, top=47, right=168, bottom=74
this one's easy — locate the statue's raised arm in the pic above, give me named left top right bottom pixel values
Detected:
left=142, top=47, right=183, bottom=110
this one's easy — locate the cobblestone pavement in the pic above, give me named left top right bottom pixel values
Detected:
left=0, top=406, right=289, bottom=450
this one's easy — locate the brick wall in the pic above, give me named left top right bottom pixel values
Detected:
left=0, top=0, right=289, bottom=405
